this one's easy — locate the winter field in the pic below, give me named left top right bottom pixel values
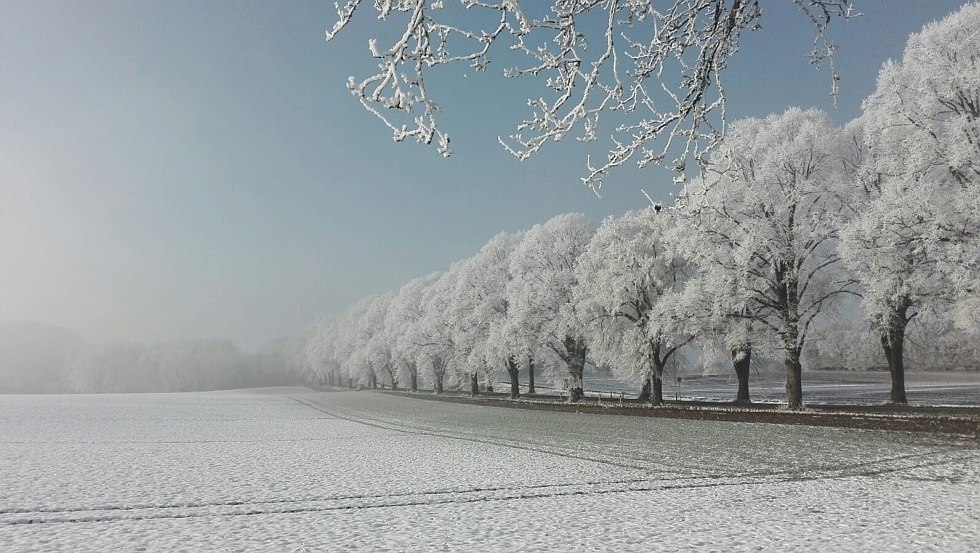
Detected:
left=2, top=388, right=978, bottom=551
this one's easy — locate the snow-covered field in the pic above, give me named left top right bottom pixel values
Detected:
left=1, top=388, right=978, bottom=551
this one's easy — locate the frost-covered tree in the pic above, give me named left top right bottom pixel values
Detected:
left=863, top=2, right=980, bottom=191
left=451, top=232, right=524, bottom=397
left=326, top=0, right=857, bottom=188
left=301, top=318, right=343, bottom=386
left=907, top=319, right=980, bottom=372
left=678, top=108, right=853, bottom=410
left=665, top=267, right=759, bottom=402
left=333, top=298, right=379, bottom=388
left=414, top=267, right=465, bottom=393
left=507, top=213, right=594, bottom=402
left=386, top=273, right=442, bottom=392
left=359, top=294, right=399, bottom=389
left=846, top=2, right=980, bottom=402
left=69, top=339, right=246, bottom=393
left=672, top=198, right=767, bottom=403
left=69, top=342, right=147, bottom=393
left=573, top=206, right=695, bottom=405
left=838, top=119, right=957, bottom=403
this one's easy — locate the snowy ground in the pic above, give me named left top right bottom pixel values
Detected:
left=1, top=388, right=978, bottom=551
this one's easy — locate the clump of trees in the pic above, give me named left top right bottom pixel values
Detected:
left=304, top=4, right=979, bottom=408
left=67, top=338, right=301, bottom=393
left=0, top=321, right=301, bottom=394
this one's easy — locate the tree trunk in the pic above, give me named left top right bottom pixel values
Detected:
left=485, top=377, right=493, bottom=393
left=881, top=303, right=909, bottom=404
left=784, top=347, right=803, bottom=410
left=564, top=336, right=587, bottom=403
left=527, top=356, right=536, bottom=395
left=410, top=366, right=418, bottom=392
left=889, top=347, right=907, bottom=404
left=470, top=372, right=480, bottom=396
left=347, top=377, right=353, bottom=390
left=506, top=357, right=520, bottom=400
left=732, top=345, right=752, bottom=403
left=775, top=261, right=803, bottom=410
left=652, top=374, right=664, bottom=406
left=650, top=359, right=665, bottom=406
left=369, top=373, right=377, bottom=390
left=638, top=376, right=652, bottom=401
left=434, top=373, right=443, bottom=394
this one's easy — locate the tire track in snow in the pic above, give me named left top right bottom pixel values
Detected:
left=0, top=477, right=735, bottom=526
left=288, top=394, right=974, bottom=484
left=3, top=450, right=975, bottom=527
left=6, top=394, right=973, bottom=527
left=0, top=476, right=658, bottom=517
left=287, top=394, right=705, bottom=477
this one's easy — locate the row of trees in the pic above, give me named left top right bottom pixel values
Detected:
left=302, top=4, right=978, bottom=409
left=67, top=338, right=301, bottom=393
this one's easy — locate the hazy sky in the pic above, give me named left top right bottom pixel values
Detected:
left=0, top=1, right=970, bottom=351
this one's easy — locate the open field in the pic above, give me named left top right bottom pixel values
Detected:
left=2, top=388, right=979, bottom=551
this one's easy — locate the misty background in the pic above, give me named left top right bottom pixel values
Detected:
left=1, top=1, right=971, bottom=392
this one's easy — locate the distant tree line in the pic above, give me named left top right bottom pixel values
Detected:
left=299, top=6, right=979, bottom=409
left=0, top=322, right=300, bottom=394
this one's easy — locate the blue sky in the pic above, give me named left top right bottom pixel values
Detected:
left=0, top=1, right=970, bottom=350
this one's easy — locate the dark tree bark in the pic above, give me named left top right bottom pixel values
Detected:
left=470, top=372, right=480, bottom=396
left=527, top=356, right=536, bottom=395
left=784, top=346, right=803, bottom=410
left=386, top=367, right=398, bottom=391
left=369, top=372, right=377, bottom=390
left=432, top=357, right=446, bottom=394
left=409, top=365, right=418, bottom=392
left=652, top=374, right=664, bottom=406
left=563, top=336, right=587, bottom=403
left=347, top=377, right=353, bottom=390
left=506, top=357, right=521, bottom=399
left=486, top=378, right=494, bottom=393
left=638, top=376, right=652, bottom=401
left=732, top=345, right=752, bottom=403
left=880, top=302, right=910, bottom=404
left=649, top=341, right=676, bottom=407
left=775, top=262, right=804, bottom=411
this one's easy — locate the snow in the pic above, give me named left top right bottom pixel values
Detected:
left=2, top=388, right=978, bottom=551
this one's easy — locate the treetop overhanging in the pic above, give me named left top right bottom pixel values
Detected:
left=326, top=0, right=856, bottom=193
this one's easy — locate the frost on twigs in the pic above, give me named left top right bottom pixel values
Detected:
left=327, top=0, right=856, bottom=189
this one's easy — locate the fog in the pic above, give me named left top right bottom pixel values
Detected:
left=1, top=2, right=966, bottom=393
left=0, top=322, right=300, bottom=394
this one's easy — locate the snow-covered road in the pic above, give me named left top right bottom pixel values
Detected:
left=1, top=388, right=977, bottom=551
